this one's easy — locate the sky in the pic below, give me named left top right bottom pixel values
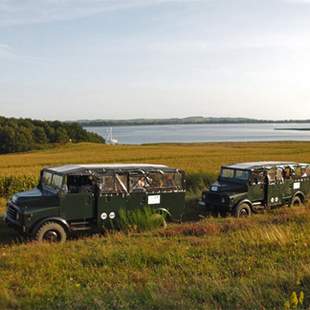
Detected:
left=1, top=0, right=310, bottom=121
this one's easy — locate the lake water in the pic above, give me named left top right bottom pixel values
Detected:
left=85, top=123, right=310, bottom=145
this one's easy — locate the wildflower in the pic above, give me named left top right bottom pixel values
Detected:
left=290, top=292, right=298, bottom=309
left=299, top=291, right=304, bottom=305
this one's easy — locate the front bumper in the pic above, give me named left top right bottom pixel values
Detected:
left=4, top=215, right=25, bottom=233
left=198, top=200, right=232, bottom=214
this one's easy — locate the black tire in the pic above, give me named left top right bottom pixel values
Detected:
left=290, top=196, right=303, bottom=208
left=234, top=203, right=252, bottom=218
left=34, top=222, right=67, bottom=243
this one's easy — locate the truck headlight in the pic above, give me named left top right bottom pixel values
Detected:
left=12, top=195, right=18, bottom=204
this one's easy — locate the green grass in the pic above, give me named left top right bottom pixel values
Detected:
left=0, top=207, right=310, bottom=309
left=1, top=142, right=310, bottom=309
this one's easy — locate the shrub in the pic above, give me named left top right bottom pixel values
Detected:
left=185, top=172, right=216, bottom=195
left=0, top=175, right=38, bottom=199
left=116, top=207, right=165, bottom=233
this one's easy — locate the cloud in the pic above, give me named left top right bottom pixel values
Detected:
left=0, top=0, right=179, bottom=27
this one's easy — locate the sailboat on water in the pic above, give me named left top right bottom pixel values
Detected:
left=105, top=128, right=118, bottom=145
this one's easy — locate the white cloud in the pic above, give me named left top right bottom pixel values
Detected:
left=0, top=0, right=181, bottom=27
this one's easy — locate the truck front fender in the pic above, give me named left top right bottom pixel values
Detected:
left=31, top=217, right=71, bottom=235
left=155, top=208, right=172, bottom=219
left=233, top=199, right=253, bottom=211
left=292, top=191, right=306, bottom=202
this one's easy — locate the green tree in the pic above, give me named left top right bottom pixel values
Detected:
left=0, top=126, right=15, bottom=153
left=33, top=127, right=48, bottom=144
left=55, top=127, right=69, bottom=143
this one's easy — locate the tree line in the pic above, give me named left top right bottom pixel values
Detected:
left=0, top=116, right=105, bottom=154
left=79, top=116, right=310, bottom=127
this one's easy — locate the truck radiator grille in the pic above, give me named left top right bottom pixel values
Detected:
left=205, top=193, right=223, bottom=205
left=7, top=204, right=18, bottom=220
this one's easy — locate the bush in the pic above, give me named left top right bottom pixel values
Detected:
left=0, top=176, right=38, bottom=199
left=116, top=207, right=165, bottom=233
left=185, top=172, right=216, bottom=195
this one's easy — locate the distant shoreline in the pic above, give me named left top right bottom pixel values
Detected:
left=275, top=128, right=310, bottom=131
left=79, top=117, right=310, bottom=127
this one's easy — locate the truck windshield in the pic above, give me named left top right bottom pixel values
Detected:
left=41, top=171, right=64, bottom=190
left=221, top=168, right=250, bottom=181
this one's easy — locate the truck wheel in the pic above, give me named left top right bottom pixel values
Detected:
left=234, top=203, right=251, bottom=218
left=290, top=196, right=303, bottom=208
left=151, top=213, right=167, bottom=229
left=35, top=222, right=67, bottom=243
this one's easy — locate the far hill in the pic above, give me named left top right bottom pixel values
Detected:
left=78, top=117, right=310, bottom=127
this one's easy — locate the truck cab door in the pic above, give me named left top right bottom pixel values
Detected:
left=61, top=191, right=96, bottom=221
left=60, top=174, right=96, bottom=221
left=97, top=173, right=128, bottom=228
left=248, top=170, right=265, bottom=203
left=266, top=167, right=288, bottom=207
left=126, top=173, right=148, bottom=211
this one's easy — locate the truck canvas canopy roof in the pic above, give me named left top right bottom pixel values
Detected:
left=223, top=161, right=298, bottom=171
left=44, top=163, right=175, bottom=175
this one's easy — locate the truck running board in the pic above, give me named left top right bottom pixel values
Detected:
left=70, top=221, right=94, bottom=231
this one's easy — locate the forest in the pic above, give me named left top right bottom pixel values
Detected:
left=0, top=116, right=104, bottom=154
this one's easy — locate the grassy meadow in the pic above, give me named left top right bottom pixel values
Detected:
left=1, top=141, right=310, bottom=309
left=1, top=141, right=310, bottom=177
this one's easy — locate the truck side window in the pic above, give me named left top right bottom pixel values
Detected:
left=101, top=175, right=115, bottom=193
left=115, top=174, right=128, bottom=193
left=276, top=168, right=284, bottom=183
left=130, top=174, right=149, bottom=192
left=164, top=173, right=177, bottom=189
left=148, top=172, right=164, bottom=189
left=299, top=165, right=310, bottom=178
left=250, top=171, right=264, bottom=185
left=267, top=169, right=276, bottom=184
left=67, top=175, right=93, bottom=193
left=295, top=166, right=302, bottom=178
left=283, top=167, right=292, bottom=180
left=174, top=172, right=183, bottom=189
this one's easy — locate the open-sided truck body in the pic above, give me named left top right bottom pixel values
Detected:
left=199, top=161, right=310, bottom=217
left=5, top=164, right=186, bottom=242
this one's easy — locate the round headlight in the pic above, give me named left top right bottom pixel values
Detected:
left=109, top=212, right=116, bottom=219
left=12, top=195, right=17, bottom=204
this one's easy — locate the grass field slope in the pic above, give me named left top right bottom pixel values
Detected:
left=0, top=141, right=310, bottom=309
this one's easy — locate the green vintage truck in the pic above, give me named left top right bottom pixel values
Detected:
left=199, top=161, right=310, bottom=217
left=5, top=164, right=186, bottom=242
